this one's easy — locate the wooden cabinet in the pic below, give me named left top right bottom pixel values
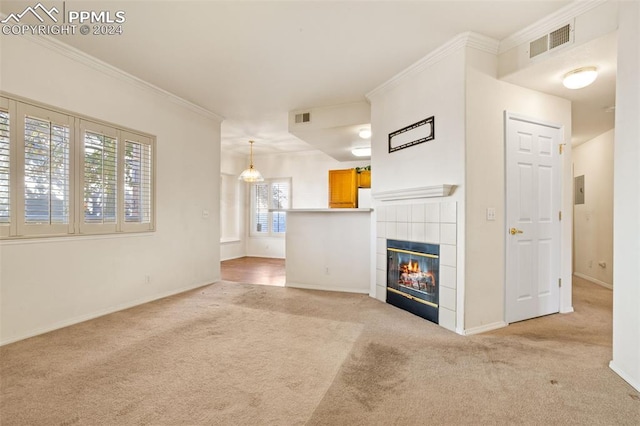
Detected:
left=358, top=170, right=371, bottom=188
left=329, top=168, right=358, bottom=208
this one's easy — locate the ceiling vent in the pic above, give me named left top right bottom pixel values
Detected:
left=529, top=23, right=572, bottom=59
left=294, top=112, right=311, bottom=124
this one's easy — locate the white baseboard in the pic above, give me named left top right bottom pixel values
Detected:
left=609, top=361, right=640, bottom=392
left=573, top=272, right=613, bottom=290
left=285, top=282, right=370, bottom=294
left=0, top=280, right=214, bottom=346
left=463, top=321, right=508, bottom=335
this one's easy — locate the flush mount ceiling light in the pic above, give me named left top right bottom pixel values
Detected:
left=351, top=147, right=371, bottom=157
left=562, top=66, right=598, bottom=89
left=239, top=140, right=264, bottom=182
left=358, top=128, right=372, bottom=139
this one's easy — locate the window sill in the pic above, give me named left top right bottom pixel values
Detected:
left=0, top=231, right=155, bottom=245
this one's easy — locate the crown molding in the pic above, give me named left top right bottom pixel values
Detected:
left=366, top=32, right=499, bottom=100
left=372, top=185, right=455, bottom=201
left=18, top=33, right=224, bottom=122
left=498, top=0, right=608, bottom=54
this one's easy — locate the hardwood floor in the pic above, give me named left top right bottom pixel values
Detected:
left=220, top=257, right=285, bottom=286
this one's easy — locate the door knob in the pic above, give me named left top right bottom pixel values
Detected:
left=510, top=228, right=523, bottom=235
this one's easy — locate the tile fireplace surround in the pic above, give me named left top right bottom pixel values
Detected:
left=375, top=201, right=457, bottom=332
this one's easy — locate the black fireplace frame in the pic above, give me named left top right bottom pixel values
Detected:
left=386, top=239, right=439, bottom=324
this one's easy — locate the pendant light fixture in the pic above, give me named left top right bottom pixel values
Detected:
left=239, top=140, right=264, bottom=182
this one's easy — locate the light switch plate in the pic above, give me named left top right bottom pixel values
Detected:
left=487, top=208, right=496, bottom=221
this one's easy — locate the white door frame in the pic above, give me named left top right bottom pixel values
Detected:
left=504, top=111, right=566, bottom=323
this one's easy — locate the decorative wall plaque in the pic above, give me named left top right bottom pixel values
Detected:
left=388, top=116, right=435, bottom=153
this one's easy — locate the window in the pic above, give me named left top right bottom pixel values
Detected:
left=123, top=132, right=153, bottom=228
left=0, top=99, right=11, bottom=234
left=0, top=95, right=155, bottom=239
left=250, top=178, right=290, bottom=237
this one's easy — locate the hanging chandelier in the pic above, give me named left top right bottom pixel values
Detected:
left=239, top=140, right=264, bottom=182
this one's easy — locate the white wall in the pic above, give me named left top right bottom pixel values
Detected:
left=0, top=36, right=222, bottom=344
left=368, top=43, right=467, bottom=332
left=368, top=33, right=572, bottom=335
left=465, top=46, right=572, bottom=331
left=610, top=0, right=640, bottom=392
left=572, top=130, right=614, bottom=287
left=220, top=150, right=247, bottom=261
left=245, top=150, right=368, bottom=258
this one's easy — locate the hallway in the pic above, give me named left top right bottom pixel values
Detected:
left=221, top=257, right=286, bottom=287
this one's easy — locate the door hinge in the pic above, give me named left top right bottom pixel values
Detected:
left=559, top=278, right=562, bottom=287
left=559, top=144, right=565, bottom=154
left=559, top=211, right=562, bottom=221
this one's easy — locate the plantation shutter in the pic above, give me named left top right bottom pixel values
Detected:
left=24, top=116, right=70, bottom=224
left=270, top=181, right=289, bottom=233
left=79, top=120, right=117, bottom=233
left=16, top=103, right=73, bottom=236
left=121, top=131, right=154, bottom=231
left=0, top=106, right=10, bottom=227
left=254, top=183, right=268, bottom=234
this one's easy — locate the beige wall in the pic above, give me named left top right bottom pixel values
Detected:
left=368, top=45, right=467, bottom=333
left=0, top=35, right=222, bottom=344
left=611, top=0, right=640, bottom=392
left=243, top=150, right=368, bottom=258
left=464, top=47, right=572, bottom=331
left=572, top=130, right=614, bottom=287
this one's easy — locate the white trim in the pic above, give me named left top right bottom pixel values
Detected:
left=609, top=361, right=640, bottom=392
left=573, top=272, right=613, bottom=290
left=0, top=280, right=215, bottom=346
left=498, top=0, right=606, bottom=54
left=463, top=321, right=508, bottom=336
left=286, top=208, right=372, bottom=213
left=372, top=185, right=454, bottom=201
left=22, top=32, right=223, bottom=122
left=285, top=282, right=370, bottom=295
left=0, top=231, right=153, bottom=245
left=366, top=32, right=499, bottom=100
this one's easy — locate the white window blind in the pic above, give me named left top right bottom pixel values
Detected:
left=250, top=178, right=290, bottom=236
left=124, top=139, right=152, bottom=223
left=253, top=182, right=269, bottom=234
left=271, top=181, right=289, bottom=233
left=23, top=115, right=70, bottom=225
left=1, top=95, right=156, bottom=239
left=14, top=103, right=74, bottom=236
left=83, top=130, right=117, bottom=224
left=0, top=109, right=10, bottom=226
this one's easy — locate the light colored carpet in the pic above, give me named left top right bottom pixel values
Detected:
left=1, top=278, right=639, bottom=425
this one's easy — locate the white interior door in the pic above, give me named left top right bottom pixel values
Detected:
left=505, top=112, right=562, bottom=323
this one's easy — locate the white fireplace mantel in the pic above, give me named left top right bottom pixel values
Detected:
left=372, top=185, right=455, bottom=202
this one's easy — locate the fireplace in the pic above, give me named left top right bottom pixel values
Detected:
left=387, top=239, right=439, bottom=324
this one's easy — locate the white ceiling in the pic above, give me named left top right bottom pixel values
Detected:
left=2, top=1, right=615, bottom=157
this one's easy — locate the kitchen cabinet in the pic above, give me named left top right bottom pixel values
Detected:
left=328, top=168, right=358, bottom=208
left=358, top=170, right=371, bottom=188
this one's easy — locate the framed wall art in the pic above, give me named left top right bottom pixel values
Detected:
left=388, top=116, right=435, bottom=153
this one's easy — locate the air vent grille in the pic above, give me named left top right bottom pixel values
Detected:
left=549, top=24, right=571, bottom=49
left=529, top=35, right=549, bottom=58
left=295, top=112, right=311, bottom=123
left=529, top=23, right=573, bottom=59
